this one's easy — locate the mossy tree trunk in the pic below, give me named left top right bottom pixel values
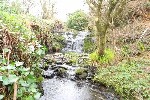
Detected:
left=86, top=0, right=127, bottom=56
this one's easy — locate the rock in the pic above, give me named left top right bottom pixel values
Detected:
left=78, top=72, right=88, bottom=79
left=70, top=75, right=76, bottom=81
left=86, top=76, right=92, bottom=80
left=64, top=59, right=73, bottom=65
left=75, top=68, right=88, bottom=79
left=42, top=70, right=55, bottom=79
left=55, top=58, right=63, bottom=65
left=54, top=67, right=67, bottom=77
left=46, top=60, right=53, bottom=65
left=43, top=65, right=49, bottom=71
left=52, top=53, right=64, bottom=64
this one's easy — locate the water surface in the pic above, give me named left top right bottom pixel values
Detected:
left=40, top=78, right=118, bottom=100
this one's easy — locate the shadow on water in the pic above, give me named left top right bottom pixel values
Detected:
left=39, top=78, right=119, bottom=100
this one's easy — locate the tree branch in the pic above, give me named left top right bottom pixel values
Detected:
left=86, top=0, right=97, bottom=11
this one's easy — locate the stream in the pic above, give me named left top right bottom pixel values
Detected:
left=40, top=78, right=118, bottom=100
left=39, top=63, right=119, bottom=100
left=39, top=31, right=119, bottom=100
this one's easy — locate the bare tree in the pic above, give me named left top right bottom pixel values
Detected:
left=40, top=0, right=56, bottom=19
left=22, top=0, right=34, bottom=14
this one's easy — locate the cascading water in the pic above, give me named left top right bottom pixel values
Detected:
left=62, top=31, right=90, bottom=53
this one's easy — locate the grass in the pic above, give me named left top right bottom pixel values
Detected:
left=94, top=60, right=150, bottom=99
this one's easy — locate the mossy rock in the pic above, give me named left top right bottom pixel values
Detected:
left=75, top=68, right=88, bottom=79
left=54, top=67, right=67, bottom=77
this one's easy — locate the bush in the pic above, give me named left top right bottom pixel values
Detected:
left=0, top=57, right=42, bottom=100
left=67, top=10, right=89, bottom=31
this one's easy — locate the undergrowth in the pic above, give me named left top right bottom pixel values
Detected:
left=94, top=61, right=150, bottom=99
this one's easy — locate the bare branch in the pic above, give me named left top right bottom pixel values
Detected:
left=86, top=0, right=97, bottom=11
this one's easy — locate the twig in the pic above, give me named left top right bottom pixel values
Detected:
left=13, top=82, right=18, bottom=100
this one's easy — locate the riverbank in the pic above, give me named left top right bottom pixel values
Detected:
left=94, top=60, right=150, bottom=100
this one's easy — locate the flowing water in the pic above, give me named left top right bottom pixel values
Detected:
left=39, top=78, right=118, bottom=100
left=40, top=32, right=119, bottom=100
left=40, top=64, right=119, bottom=100
left=62, top=31, right=90, bottom=53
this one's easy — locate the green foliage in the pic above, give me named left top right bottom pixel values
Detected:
left=0, top=5, right=46, bottom=99
left=137, top=42, right=145, bottom=52
left=83, top=35, right=96, bottom=53
left=94, top=61, right=150, bottom=99
left=0, top=1, right=22, bottom=14
left=121, top=45, right=130, bottom=57
left=89, top=51, right=99, bottom=62
left=144, top=1, right=150, bottom=10
left=0, top=57, right=42, bottom=99
left=0, top=10, right=30, bottom=33
left=52, top=34, right=65, bottom=50
left=90, top=49, right=114, bottom=64
left=67, top=10, right=89, bottom=31
left=0, top=9, right=46, bottom=63
left=64, top=52, right=79, bottom=64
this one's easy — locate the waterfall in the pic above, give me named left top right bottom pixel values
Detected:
left=62, top=31, right=90, bottom=53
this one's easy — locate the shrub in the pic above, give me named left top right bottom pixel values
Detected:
left=64, top=52, right=79, bottom=64
left=67, top=10, right=89, bottom=31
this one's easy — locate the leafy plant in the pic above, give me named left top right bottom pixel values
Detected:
left=90, top=49, right=114, bottom=64
left=137, top=42, right=145, bottom=52
left=0, top=58, right=42, bottom=99
left=94, top=61, right=150, bottom=99
left=0, top=4, right=46, bottom=99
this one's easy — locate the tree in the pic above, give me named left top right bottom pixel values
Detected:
left=22, top=0, right=34, bottom=14
left=40, top=0, right=56, bottom=19
left=86, top=0, right=127, bottom=56
left=67, top=10, right=89, bottom=31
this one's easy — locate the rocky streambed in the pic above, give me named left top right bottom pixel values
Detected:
left=39, top=53, right=119, bottom=100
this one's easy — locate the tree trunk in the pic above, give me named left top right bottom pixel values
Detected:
left=98, top=32, right=106, bottom=56
left=96, top=20, right=107, bottom=56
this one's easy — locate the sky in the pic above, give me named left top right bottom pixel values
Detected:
left=9, top=0, right=89, bottom=21
left=55, top=0, right=89, bottom=21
